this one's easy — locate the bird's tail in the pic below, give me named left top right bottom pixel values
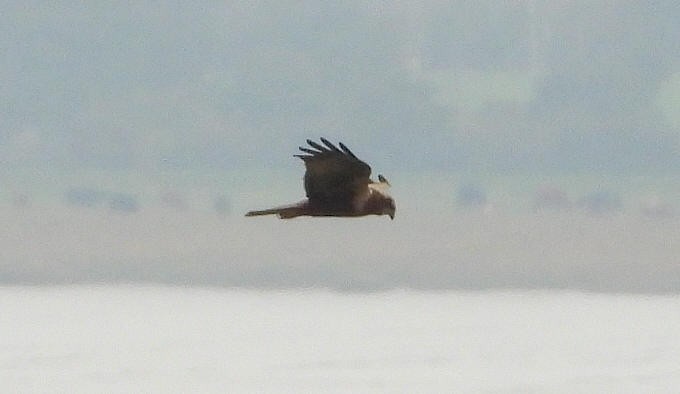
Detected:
left=245, top=203, right=305, bottom=219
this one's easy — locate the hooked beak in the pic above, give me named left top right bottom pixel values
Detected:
left=389, top=209, right=395, bottom=220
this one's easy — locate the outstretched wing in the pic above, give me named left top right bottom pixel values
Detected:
left=294, top=138, right=371, bottom=206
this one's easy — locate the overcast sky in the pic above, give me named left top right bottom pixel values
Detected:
left=2, top=2, right=680, bottom=291
left=2, top=1, right=679, bottom=174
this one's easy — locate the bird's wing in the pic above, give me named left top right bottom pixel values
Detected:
left=294, top=138, right=372, bottom=206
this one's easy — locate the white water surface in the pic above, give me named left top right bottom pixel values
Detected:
left=2, top=286, right=680, bottom=393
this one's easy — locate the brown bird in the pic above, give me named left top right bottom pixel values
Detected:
left=245, top=138, right=395, bottom=220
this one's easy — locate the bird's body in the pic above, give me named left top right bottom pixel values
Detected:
left=245, top=138, right=395, bottom=220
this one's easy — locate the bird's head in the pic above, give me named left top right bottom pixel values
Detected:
left=384, top=197, right=396, bottom=220
left=370, top=174, right=395, bottom=220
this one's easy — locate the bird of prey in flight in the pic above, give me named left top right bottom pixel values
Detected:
left=246, top=138, right=395, bottom=220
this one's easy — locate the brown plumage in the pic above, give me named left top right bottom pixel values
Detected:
left=245, top=138, right=396, bottom=220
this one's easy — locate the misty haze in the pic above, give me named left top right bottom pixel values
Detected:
left=2, top=2, right=680, bottom=392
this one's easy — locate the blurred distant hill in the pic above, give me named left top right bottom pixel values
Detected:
left=1, top=2, right=679, bottom=173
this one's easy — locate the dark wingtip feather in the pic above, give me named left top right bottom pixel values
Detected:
left=299, top=147, right=320, bottom=155
left=307, top=139, right=329, bottom=152
left=338, top=142, right=358, bottom=159
left=320, top=137, right=342, bottom=153
left=300, top=138, right=362, bottom=161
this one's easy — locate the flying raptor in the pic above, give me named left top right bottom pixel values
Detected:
left=245, top=138, right=395, bottom=220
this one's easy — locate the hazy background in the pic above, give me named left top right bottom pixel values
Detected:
left=2, top=1, right=679, bottom=292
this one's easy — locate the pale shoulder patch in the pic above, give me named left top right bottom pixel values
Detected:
left=368, top=179, right=391, bottom=196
